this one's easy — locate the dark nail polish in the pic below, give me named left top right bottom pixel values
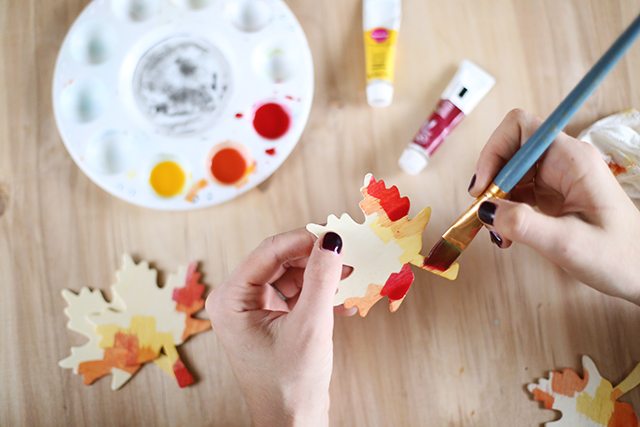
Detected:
left=321, top=232, right=342, bottom=254
left=489, top=231, right=503, bottom=248
left=467, top=174, right=476, bottom=192
left=478, top=201, right=496, bottom=225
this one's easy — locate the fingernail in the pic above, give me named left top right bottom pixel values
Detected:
left=321, top=232, right=342, bottom=254
left=489, top=231, right=503, bottom=248
left=478, top=201, right=496, bottom=225
left=467, top=174, right=476, bottom=192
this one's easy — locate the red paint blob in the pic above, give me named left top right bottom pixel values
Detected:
left=235, top=112, right=243, bottom=119
left=253, top=102, right=290, bottom=140
left=210, top=147, right=248, bottom=184
left=265, top=148, right=276, bottom=156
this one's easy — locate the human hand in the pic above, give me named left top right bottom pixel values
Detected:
left=469, top=109, right=640, bottom=305
left=205, top=229, right=353, bottom=427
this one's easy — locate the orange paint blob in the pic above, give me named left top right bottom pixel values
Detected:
left=210, top=147, right=248, bottom=184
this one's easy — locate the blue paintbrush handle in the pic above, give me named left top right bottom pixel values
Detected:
left=494, top=13, right=640, bottom=192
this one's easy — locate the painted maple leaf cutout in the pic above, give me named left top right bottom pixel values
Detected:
left=307, top=173, right=458, bottom=317
left=59, top=255, right=211, bottom=390
left=527, top=355, right=640, bottom=426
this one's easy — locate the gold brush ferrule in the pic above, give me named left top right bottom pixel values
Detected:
left=442, top=183, right=508, bottom=250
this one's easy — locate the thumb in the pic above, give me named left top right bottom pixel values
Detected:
left=478, top=199, right=581, bottom=262
left=293, top=232, right=343, bottom=320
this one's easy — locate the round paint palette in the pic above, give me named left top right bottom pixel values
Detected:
left=53, top=0, right=313, bottom=210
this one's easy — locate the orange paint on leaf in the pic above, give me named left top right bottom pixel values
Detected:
left=551, top=368, right=589, bottom=397
left=609, top=402, right=638, bottom=427
left=150, top=161, right=186, bottom=197
left=532, top=388, right=555, bottom=409
left=344, top=284, right=384, bottom=317
left=78, top=332, right=157, bottom=385
left=210, top=147, right=249, bottom=185
left=172, top=262, right=212, bottom=340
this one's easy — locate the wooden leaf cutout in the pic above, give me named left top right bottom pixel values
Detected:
left=527, top=355, right=640, bottom=426
left=59, top=255, right=211, bottom=390
left=307, top=173, right=458, bottom=317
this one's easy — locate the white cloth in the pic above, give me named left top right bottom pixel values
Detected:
left=579, top=109, right=640, bottom=199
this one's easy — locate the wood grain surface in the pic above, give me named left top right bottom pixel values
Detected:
left=1, top=0, right=639, bottom=425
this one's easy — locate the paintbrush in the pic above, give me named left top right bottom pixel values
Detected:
left=424, top=13, right=640, bottom=273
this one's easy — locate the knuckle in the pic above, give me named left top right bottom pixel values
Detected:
left=205, top=289, right=225, bottom=324
left=581, top=142, right=604, bottom=164
left=259, top=234, right=278, bottom=250
left=506, top=108, right=528, bottom=123
left=502, top=204, right=531, bottom=239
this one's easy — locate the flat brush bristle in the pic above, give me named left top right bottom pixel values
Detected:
left=423, top=239, right=461, bottom=272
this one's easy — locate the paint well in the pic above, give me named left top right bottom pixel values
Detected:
left=69, top=21, right=116, bottom=65
left=133, top=36, right=231, bottom=135
left=85, top=130, right=136, bottom=175
left=112, top=0, right=160, bottom=22
left=60, top=80, right=108, bottom=123
left=253, top=102, right=290, bottom=139
left=171, top=0, right=214, bottom=9
left=210, top=146, right=250, bottom=185
left=253, top=43, right=294, bottom=83
left=149, top=161, right=186, bottom=197
left=226, top=0, right=272, bottom=32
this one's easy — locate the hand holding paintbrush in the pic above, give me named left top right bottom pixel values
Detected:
left=468, top=109, right=640, bottom=305
left=424, top=13, right=640, bottom=291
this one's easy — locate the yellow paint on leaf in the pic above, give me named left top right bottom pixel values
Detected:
left=576, top=379, right=614, bottom=424
left=150, top=161, right=186, bottom=197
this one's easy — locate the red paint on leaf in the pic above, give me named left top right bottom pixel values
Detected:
left=173, top=359, right=195, bottom=388
left=380, top=264, right=414, bottom=301
left=365, top=176, right=410, bottom=221
left=172, top=263, right=206, bottom=313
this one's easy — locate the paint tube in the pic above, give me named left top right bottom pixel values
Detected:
left=399, top=60, right=496, bottom=175
left=363, top=0, right=401, bottom=107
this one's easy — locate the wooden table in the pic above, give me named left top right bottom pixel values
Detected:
left=2, top=0, right=639, bottom=425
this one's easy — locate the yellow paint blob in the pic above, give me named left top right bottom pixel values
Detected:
left=149, top=161, right=186, bottom=197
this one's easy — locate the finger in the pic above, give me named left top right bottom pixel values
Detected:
left=470, top=109, right=542, bottom=196
left=292, top=232, right=343, bottom=321
left=231, top=229, right=314, bottom=287
left=272, top=268, right=304, bottom=299
left=477, top=198, right=585, bottom=263
left=334, top=305, right=358, bottom=317
left=510, top=182, right=537, bottom=206
left=487, top=229, right=512, bottom=249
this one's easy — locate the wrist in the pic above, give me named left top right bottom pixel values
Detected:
left=248, top=387, right=330, bottom=427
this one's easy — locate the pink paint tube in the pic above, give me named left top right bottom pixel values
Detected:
left=399, top=60, right=495, bottom=175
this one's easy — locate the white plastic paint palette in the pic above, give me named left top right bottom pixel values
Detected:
left=53, top=0, right=313, bottom=210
